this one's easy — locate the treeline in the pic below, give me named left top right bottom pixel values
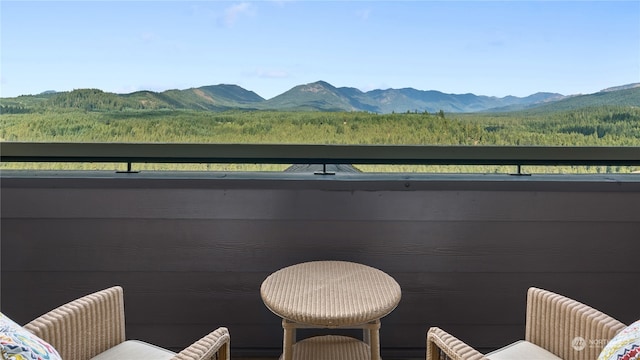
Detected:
left=1, top=105, right=638, bottom=145
left=457, top=106, right=640, bottom=146
left=45, top=89, right=162, bottom=111
left=0, top=105, right=32, bottom=114
left=1, top=105, right=638, bottom=173
left=3, top=85, right=639, bottom=115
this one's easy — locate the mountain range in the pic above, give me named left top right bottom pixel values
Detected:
left=4, top=81, right=640, bottom=113
left=263, top=81, right=572, bottom=113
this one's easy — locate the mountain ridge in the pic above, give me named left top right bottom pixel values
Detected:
left=3, top=81, right=639, bottom=114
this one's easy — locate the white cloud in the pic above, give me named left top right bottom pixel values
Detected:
left=140, top=32, right=156, bottom=43
left=223, top=2, right=254, bottom=27
left=268, top=0, right=295, bottom=6
left=355, top=8, right=371, bottom=21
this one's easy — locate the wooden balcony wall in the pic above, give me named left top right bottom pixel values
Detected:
left=1, top=171, right=639, bottom=358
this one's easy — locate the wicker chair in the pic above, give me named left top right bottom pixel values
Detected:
left=426, top=287, right=626, bottom=360
left=23, top=286, right=230, bottom=360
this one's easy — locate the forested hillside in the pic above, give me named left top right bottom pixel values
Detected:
left=2, top=84, right=638, bottom=173
left=2, top=81, right=638, bottom=114
left=515, top=86, right=640, bottom=112
left=2, top=104, right=638, bottom=145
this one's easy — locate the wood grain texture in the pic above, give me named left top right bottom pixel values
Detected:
left=2, top=219, right=638, bottom=273
left=3, top=187, right=640, bottom=222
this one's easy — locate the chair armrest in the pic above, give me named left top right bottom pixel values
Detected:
left=171, top=327, right=230, bottom=360
left=24, top=286, right=126, bottom=360
left=525, top=287, right=626, bottom=360
left=427, top=327, right=488, bottom=360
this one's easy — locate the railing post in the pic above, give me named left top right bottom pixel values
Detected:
left=314, top=163, right=336, bottom=175
left=116, top=162, right=138, bottom=174
left=510, top=164, right=531, bottom=176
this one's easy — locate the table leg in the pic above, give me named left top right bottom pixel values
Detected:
left=282, top=319, right=296, bottom=360
left=369, top=320, right=381, bottom=360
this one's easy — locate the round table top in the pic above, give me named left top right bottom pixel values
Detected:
left=260, top=261, right=401, bottom=327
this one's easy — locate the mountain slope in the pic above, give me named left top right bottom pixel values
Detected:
left=126, top=84, right=264, bottom=111
left=600, top=83, right=640, bottom=92
left=260, top=81, right=567, bottom=113
left=262, top=81, right=360, bottom=111
left=2, top=81, right=637, bottom=114
left=521, top=86, right=640, bottom=113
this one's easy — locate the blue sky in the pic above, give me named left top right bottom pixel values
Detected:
left=1, top=1, right=639, bottom=99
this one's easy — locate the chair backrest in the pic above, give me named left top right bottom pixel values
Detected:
left=525, top=287, right=626, bottom=360
left=24, top=286, right=126, bottom=360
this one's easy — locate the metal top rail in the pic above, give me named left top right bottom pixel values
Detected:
left=1, top=142, right=639, bottom=166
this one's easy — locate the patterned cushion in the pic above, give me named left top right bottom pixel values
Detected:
left=0, top=312, right=62, bottom=360
left=597, top=319, right=640, bottom=360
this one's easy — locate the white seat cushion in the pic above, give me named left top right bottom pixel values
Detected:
left=90, top=340, right=176, bottom=360
left=486, top=340, right=563, bottom=360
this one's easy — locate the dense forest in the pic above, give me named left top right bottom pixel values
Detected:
left=3, top=105, right=639, bottom=145
left=1, top=94, right=639, bottom=173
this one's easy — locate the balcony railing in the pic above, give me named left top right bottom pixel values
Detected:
left=2, top=142, right=639, bottom=357
left=2, top=142, right=639, bottom=168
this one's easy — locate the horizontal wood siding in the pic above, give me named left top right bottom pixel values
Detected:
left=2, top=173, right=639, bottom=358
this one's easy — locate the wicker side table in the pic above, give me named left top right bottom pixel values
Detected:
left=260, top=261, right=401, bottom=360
